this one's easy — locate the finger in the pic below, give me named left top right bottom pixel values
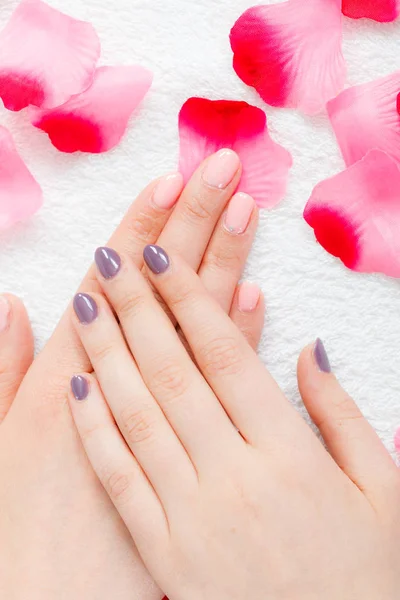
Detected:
left=143, top=245, right=305, bottom=448
left=297, top=340, right=399, bottom=503
left=94, top=249, right=242, bottom=470
left=68, top=373, right=168, bottom=550
left=0, top=294, right=34, bottom=424
left=71, top=292, right=197, bottom=508
left=229, top=282, right=265, bottom=352
left=157, top=149, right=241, bottom=269
left=18, top=174, right=184, bottom=412
left=199, top=193, right=258, bottom=312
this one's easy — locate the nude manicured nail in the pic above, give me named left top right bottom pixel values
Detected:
left=152, top=173, right=183, bottom=209
left=95, top=247, right=121, bottom=280
left=71, top=375, right=89, bottom=401
left=73, top=293, right=98, bottom=325
left=143, top=245, right=170, bottom=274
left=0, top=296, right=10, bottom=333
left=202, top=149, right=240, bottom=189
left=314, top=338, right=332, bottom=373
left=224, top=193, right=255, bottom=235
left=238, top=282, right=260, bottom=313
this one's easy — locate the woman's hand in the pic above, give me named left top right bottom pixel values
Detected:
left=69, top=244, right=400, bottom=600
left=0, top=151, right=264, bottom=599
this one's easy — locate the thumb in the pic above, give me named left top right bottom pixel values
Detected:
left=0, top=294, right=34, bottom=424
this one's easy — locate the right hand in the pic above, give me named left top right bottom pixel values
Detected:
left=0, top=150, right=264, bottom=599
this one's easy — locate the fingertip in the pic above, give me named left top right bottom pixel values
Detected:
left=0, top=293, right=34, bottom=360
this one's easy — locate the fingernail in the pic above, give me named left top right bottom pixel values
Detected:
left=0, top=296, right=11, bottom=333
left=143, top=245, right=170, bottom=275
left=95, top=247, right=121, bottom=280
left=73, top=293, right=98, bottom=325
left=238, top=282, right=260, bottom=313
left=314, top=338, right=332, bottom=373
left=71, top=375, right=89, bottom=401
left=202, top=149, right=240, bottom=189
left=224, top=192, right=255, bottom=235
left=152, top=172, right=184, bottom=210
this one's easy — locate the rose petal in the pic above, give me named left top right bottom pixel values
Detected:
left=0, top=126, right=42, bottom=230
left=342, top=0, right=399, bottom=22
left=304, top=150, right=400, bottom=277
left=30, top=65, right=153, bottom=153
left=395, top=428, right=400, bottom=453
left=328, top=71, right=400, bottom=168
left=178, top=98, right=292, bottom=209
left=230, top=0, right=346, bottom=115
left=0, top=0, right=100, bottom=111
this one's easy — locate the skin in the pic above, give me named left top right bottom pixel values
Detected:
left=68, top=245, right=400, bottom=600
left=0, top=151, right=268, bottom=599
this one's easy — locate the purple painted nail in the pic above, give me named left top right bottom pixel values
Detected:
left=143, top=245, right=170, bottom=275
left=314, top=338, right=331, bottom=373
left=73, top=293, right=98, bottom=325
left=71, top=375, right=89, bottom=401
left=95, top=247, right=121, bottom=280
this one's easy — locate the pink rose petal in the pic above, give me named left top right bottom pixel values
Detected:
left=230, top=0, right=346, bottom=115
left=304, top=150, right=400, bottom=277
left=0, top=0, right=100, bottom=111
left=328, top=71, right=400, bottom=168
left=179, top=98, right=292, bottom=209
left=0, top=126, right=42, bottom=230
left=30, top=65, right=153, bottom=154
left=342, top=0, right=399, bottom=22
left=395, top=428, right=400, bottom=453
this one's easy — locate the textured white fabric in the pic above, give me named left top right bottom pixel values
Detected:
left=1, top=0, right=399, bottom=454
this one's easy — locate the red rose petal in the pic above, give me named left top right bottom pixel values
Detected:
left=179, top=98, right=292, bottom=209
left=30, top=65, right=153, bottom=154
left=230, top=0, right=346, bottom=115
left=342, top=0, right=399, bottom=22
left=304, top=150, right=400, bottom=277
left=0, top=0, right=100, bottom=111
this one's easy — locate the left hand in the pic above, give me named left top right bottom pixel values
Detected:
left=68, top=244, right=400, bottom=600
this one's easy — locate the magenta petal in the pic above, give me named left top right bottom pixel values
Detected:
left=30, top=66, right=153, bottom=154
left=304, top=150, right=400, bottom=278
left=179, top=98, right=292, bottom=209
left=0, top=126, right=42, bottom=230
left=230, top=0, right=346, bottom=115
left=0, top=0, right=100, bottom=111
left=328, top=71, right=400, bottom=168
left=342, top=0, right=399, bottom=22
left=395, top=428, right=400, bottom=453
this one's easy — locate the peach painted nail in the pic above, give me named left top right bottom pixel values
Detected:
left=202, top=149, right=240, bottom=189
left=152, top=172, right=184, bottom=209
left=0, top=296, right=11, bottom=333
left=224, top=192, right=255, bottom=235
left=238, top=282, right=260, bottom=313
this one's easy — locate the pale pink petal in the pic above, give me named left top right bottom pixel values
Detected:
left=342, top=0, right=399, bottom=22
left=30, top=66, right=153, bottom=153
left=395, top=428, right=400, bottom=453
left=178, top=98, right=292, bottom=209
left=328, top=71, right=400, bottom=168
left=304, top=150, right=400, bottom=277
left=0, top=126, right=42, bottom=230
left=230, top=0, right=346, bottom=115
left=0, top=0, right=100, bottom=111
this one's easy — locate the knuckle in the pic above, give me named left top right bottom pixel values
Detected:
left=127, top=208, right=162, bottom=243
left=105, top=471, right=134, bottom=503
left=167, top=283, right=196, bottom=311
left=116, top=290, right=146, bottom=321
left=204, top=245, right=242, bottom=272
left=334, top=394, right=364, bottom=425
left=184, top=192, right=215, bottom=222
left=151, top=358, right=191, bottom=401
left=120, top=404, right=157, bottom=445
left=199, top=335, right=244, bottom=377
left=90, top=342, right=116, bottom=365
